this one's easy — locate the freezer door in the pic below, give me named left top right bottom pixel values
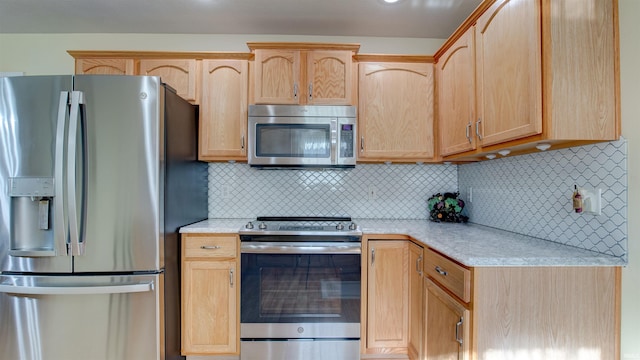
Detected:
left=0, top=273, right=163, bottom=360
left=72, top=75, right=163, bottom=272
left=0, top=75, right=74, bottom=273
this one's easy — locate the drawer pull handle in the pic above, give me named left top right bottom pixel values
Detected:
left=200, top=245, right=221, bottom=250
left=416, top=255, right=423, bottom=277
left=435, top=266, right=448, bottom=276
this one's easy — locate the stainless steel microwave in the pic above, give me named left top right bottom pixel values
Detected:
left=248, top=105, right=357, bottom=168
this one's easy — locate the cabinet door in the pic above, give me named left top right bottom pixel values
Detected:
left=408, top=243, right=423, bottom=360
left=358, top=62, right=434, bottom=161
left=366, top=240, right=409, bottom=350
left=182, top=260, right=238, bottom=355
left=424, top=278, right=470, bottom=360
left=75, top=58, right=134, bottom=75
left=138, top=59, right=197, bottom=103
left=253, top=49, right=301, bottom=104
left=199, top=59, right=248, bottom=161
left=475, top=0, right=542, bottom=147
left=438, top=28, right=477, bottom=157
left=307, top=50, right=353, bottom=105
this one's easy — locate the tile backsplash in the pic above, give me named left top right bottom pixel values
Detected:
left=458, top=138, right=628, bottom=260
left=207, top=139, right=627, bottom=260
left=208, top=163, right=458, bottom=219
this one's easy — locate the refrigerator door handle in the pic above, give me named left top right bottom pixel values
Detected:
left=0, top=282, right=154, bottom=296
left=67, top=91, right=86, bottom=256
left=55, top=91, right=71, bottom=256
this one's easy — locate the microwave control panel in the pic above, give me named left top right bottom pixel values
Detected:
left=340, top=124, right=354, bottom=158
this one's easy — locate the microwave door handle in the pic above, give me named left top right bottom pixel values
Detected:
left=55, top=91, right=70, bottom=256
left=331, top=118, right=338, bottom=164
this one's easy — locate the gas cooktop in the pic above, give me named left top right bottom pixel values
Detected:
left=238, top=216, right=361, bottom=237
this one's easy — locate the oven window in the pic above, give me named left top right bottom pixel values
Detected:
left=255, top=124, right=331, bottom=158
left=241, top=253, right=360, bottom=323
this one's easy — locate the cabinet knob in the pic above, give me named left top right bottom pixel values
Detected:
left=435, top=265, right=448, bottom=276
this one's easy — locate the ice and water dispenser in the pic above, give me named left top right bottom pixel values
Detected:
left=8, top=177, right=57, bottom=256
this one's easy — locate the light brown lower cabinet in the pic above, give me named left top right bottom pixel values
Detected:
left=365, top=240, right=411, bottom=353
left=423, top=278, right=470, bottom=360
left=363, top=238, right=424, bottom=358
left=420, top=265, right=621, bottom=360
left=181, top=234, right=239, bottom=356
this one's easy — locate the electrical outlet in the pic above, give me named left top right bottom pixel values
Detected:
left=582, top=188, right=602, bottom=215
left=368, top=185, right=377, bottom=201
left=221, top=185, right=229, bottom=199
left=468, top=187, right=473, bottom=203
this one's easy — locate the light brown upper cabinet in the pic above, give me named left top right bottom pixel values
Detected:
left=475, top=0, right=543, bottom=147
left=436, top=0, right=619, bottom=161
left=357, top=57, right=435, bottom=163
left=138, top=59, right=198, bottom=103
left=437, top=28, right=477, bottom=157
left=73, top=57, right=135, bottom=75
left=249, top=43, right=359, bottom=105
left=199, top=59, right=249, bottom=161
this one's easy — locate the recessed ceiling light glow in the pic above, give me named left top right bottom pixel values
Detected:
left=383, top=0, right=401, bottom=3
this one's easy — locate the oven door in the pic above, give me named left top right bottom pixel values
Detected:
left=240, top=242, right=361, bottom=339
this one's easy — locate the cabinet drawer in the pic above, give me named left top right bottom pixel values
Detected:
left=423, top=248, right=471, bottom=303
left=183, top=235, right=237, bottom=259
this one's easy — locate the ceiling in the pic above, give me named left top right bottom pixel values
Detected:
left=0, top=0, right=483, bottom=39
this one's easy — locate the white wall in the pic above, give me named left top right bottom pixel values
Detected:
left=619, top=0, right=640, bottom=358
left=1, top=3, right=639, bottom=355
left=0, top=33, right=443, bottom=75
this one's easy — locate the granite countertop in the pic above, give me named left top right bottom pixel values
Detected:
left=180, top=218, right=626, bottom=267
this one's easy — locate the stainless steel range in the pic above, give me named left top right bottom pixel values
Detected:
left=239, top=217, right=362, bottom=360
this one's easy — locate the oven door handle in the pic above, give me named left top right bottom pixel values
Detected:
left=241, top=242, right=361, bottom=254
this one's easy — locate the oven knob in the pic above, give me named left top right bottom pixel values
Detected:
left=336, top=222, right=345, bottom=230
left=245, top=221, right=254, bottom=229
left=259, top=222, right=267, bottom=230
left=349, top=222, right=357, bottom=230
left=297, top=327, right=305, bottom=334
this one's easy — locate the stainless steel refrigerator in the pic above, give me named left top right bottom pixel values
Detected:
left=0, top=75, right=207, bottom=360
